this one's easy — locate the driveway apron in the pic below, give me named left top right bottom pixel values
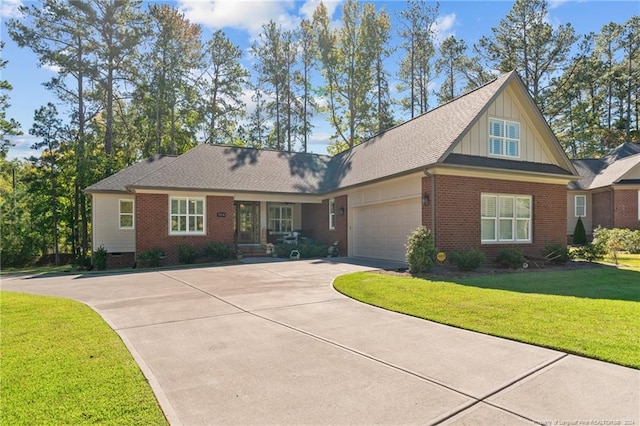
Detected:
left=3, top=259, right=639, bottom=425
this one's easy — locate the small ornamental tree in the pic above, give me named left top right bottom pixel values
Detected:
left=572, top=216, right=587, bottom=245
left=406, top=226, right=438, bottom=273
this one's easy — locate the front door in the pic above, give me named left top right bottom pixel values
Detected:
left=235, top=202, right=260, bottom=244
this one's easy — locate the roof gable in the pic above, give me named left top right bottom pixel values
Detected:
left=570, top=143, right=640, bottom=190
left=448, top=73, right=576, bottom=175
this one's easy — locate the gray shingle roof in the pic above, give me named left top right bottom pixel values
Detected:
left=444, top=153, right=573, bottom=176
left=85, top=154, right=177, bottom=193
left=129, top=145, right=332, bottom=194
left=570, top=143, right=640, bottom=190
left=322, top=72, right=515, bottom=189
left=88, top=71, right=577, bottom=196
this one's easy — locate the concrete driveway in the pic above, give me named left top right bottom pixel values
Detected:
left=3, top=258, right=639, bottom=425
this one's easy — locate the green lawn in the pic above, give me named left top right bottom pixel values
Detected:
left=334, top=266, right=640, bottom=369
left=0, top=291, right=168, bottom=425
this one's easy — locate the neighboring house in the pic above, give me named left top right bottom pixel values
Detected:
left=568, top=143, right=640, bottom=239
left=86, top=71, right=579, bottom=268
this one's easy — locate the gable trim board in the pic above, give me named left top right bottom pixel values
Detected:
left=87, top=71, right=579, bottom=268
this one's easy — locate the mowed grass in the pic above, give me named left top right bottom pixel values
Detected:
left=334, top=267, right=640, bottom=369
left=0, top=291, right=168, bottom=425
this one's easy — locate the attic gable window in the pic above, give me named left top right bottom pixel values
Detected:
left=170, top=197, right=205, bottom=235
left=489, top=118, right=520, bottom=158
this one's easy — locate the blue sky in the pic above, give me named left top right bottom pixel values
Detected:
left=2, top=0, right=638, bottom=160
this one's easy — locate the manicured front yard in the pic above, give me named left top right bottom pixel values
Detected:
left=0, top=292, right=168, bottom=425
left=334, top=266, right=640, bottom=369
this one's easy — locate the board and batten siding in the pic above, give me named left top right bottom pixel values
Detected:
left=92, top=193, right=136, bottom=252
left=453, top=87, right=554, bottom=165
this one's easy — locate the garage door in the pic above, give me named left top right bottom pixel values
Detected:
left=351, top=198, right=422, bottom=262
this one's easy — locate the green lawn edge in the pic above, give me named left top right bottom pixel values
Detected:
left=334, top=268, right=640, bottom=369
left=0, top=291, right=168, bottom=425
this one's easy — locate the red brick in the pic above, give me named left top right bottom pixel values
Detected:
left=135, top=194, right=235, bottom=265
left=424, top=175, right=567, bottom=260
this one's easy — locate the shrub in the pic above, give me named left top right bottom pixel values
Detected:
left=572, top=242, right=606, bottom=262
left=92, top=245, right=108, bottom=271
left=448, top=249, right=486, bottom=271
left=624, top=230, right=640, bottom=254
left=496, top=247, right=525, bottom=269
left=572, top=216, right=587, bottom=245
left=541, top=243, right=570, bottom=264
left=405, top=226, right=438, bottom=273
left=178, top=244, right=199, bottom=264
left=203, top=242, right=234, bottom=261
left=137, top=248, right=163, bottom=268
left=273, top=240, right=328, bottom=259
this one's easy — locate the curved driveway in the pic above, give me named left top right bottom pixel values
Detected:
left=3, top=259, right=638, bottom=425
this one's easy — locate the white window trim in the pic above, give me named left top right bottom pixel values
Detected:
left=268, top=204, right=294, bottom=235
left=575, top=195, right=586, bottom=218
left=489, top=117, right=520, bottom=159
left=119, top=199, right=134, bottom=230
left=329, top=199, right=336, bottom=230
left=169, top=197, right=205, bottom=235
left=481, top=193, right=532, bottom=244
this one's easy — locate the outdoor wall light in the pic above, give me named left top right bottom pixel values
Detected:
left=423, top=194, right=430, bottom=206
left=339, top=206, right=346, bottom=216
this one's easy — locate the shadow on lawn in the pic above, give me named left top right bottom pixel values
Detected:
left=439, top=264, right=640, bottom=302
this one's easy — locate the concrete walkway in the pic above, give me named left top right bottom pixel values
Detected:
left=3, top=258, right=638, bottom=425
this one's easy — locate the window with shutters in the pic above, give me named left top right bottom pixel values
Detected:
left=481, top=194, right=531, bottom=243
left=489, top=118, right=520, bottom=158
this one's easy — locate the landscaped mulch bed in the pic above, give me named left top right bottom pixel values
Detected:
left=379, top=260, right=602, bottom=280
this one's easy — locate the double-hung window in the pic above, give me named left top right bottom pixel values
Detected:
left=119, top=199, right=134, bottom=229
left=268, top=204, right=293, bottom=236
left=481, top=194, right=531, bottom=243
left=489, top=118, right=520, bottom=158
left=329, top=199, right=336, bottom=230
left=575, top=195, right=586, bottom=217
left=170, top=197, right=204, bottom=234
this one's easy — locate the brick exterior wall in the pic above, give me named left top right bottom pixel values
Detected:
left=613, top=189, right=640, bottom=230
left=301, top=195, right=348, bottom=254
left=106, top=252, right=136, bottom=269
left=425, top=175, right=567, bottom=260
left=592, top=191, right=613, bottom=230
left=136, top=193, right=235, bottom=266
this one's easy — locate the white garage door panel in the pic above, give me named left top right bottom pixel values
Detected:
left=351, top=198, right=421, bottom=262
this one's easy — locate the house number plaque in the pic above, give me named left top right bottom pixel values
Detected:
left=216, top=212, right=226, bottom=217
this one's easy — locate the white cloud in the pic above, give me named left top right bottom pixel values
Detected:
left=42, top=62, right=62, bottom=73
left=6, top=134, right=38, bottom=160
left=178, top=0, right=300, bottom=35
left=300, top=0, right=341, bottom=21
left=1, top=0, right=22, bottom=18
left=432, top=13, right=457, bottom=44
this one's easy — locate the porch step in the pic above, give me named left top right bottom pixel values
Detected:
left=237, top=244, right=269, bottom=258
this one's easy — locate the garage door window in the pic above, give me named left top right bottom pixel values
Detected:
left=481, top=194, right=531, bottom=243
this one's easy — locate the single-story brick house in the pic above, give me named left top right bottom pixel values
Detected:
left=86, top=71, right=579, bottom=268
left=568, top=142, right=640, bottom=239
